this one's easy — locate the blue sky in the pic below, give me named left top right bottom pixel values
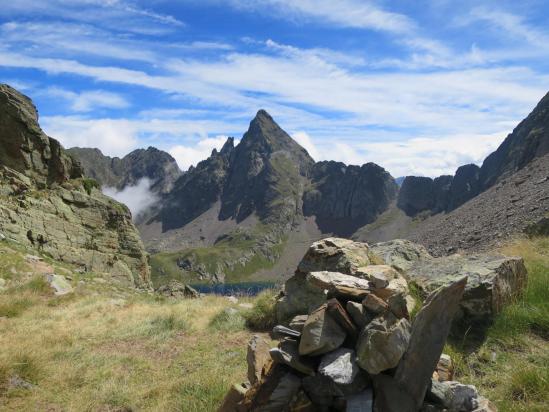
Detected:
left=1, top=0, right=548, bottom=177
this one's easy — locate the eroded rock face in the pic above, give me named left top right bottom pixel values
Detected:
left=0, top=85, right=150, bottom=287
left=407, top=254, right=527, bottom=317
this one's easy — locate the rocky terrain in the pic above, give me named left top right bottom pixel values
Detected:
left=0, top=84, right=150, bottom=287
left=220, top=237, right=526, bottom=411
left=67, top=146, right=181, bottom=195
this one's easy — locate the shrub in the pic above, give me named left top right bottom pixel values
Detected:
left=243, top=289, right=277, bottom=331
left=81, top=178, right=100, bottom=195
left=141, top=312, right=189, bottom=338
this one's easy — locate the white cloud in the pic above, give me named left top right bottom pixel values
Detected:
left=44, top=87, right=130, bottom=112
left=41, top=116, right=139, bottom=157
left=103, top=178, right=158, bottom=218
left=291, top=131, right=319, bottom=160
left=169, top=136, right=236, bottom=170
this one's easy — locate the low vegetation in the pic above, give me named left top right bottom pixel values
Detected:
left=446, top=236, right=549, bottom=412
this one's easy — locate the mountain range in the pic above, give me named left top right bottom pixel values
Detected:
left=66, top=91, right=549, bottom=284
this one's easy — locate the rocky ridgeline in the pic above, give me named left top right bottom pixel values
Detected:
left=220, top=238, right=527, bottom=411
left=0, top=84, right=151, bottom=287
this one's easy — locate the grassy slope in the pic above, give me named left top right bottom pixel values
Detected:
left=446, top=237, right=549, bottom=412
left=0, top=241, right=275, bottom=411
left=1, top=237, right=547, bottom=411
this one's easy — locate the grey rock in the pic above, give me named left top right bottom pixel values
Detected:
left=356, top=313, right=411, bottom=374
left=356, top=265, right=396, bottom=288
left=299, top=303, right=346, bottom=356
left=276, top=273, right=327, bottom=323
left=302, top=374, right=342, bottom=407
left=0, top=232, right=5, bottom=241
left=370, top=239, right=432, bottom=272
left=289, top=314, right=308, bottom=332
left=46, top=274, right=73, bottom=296
left=270, top=339, right=315, bottom=375
left=259, top=371, right=302, bottom=412
left=298, top=237, right=373, bottom=275
left=319, top=348, right=359, bottom=385
left=362, top=293, right=389, bottom=314
left=272, top=325, right=301, bottom=339
left=307, top=271, right=371, bottom=300
left=407, top=254, right=527, bottom=317
left=393, top=277, right=468, bottom=411
left=247, top=335, right=271, bottom=385
left=346, top=301, right=371, bottom=329
left=443, top=381, right=480, bottom=412
left=8, top=375, right=34, bottom=390
left=346, top=388, right=373, bottom=412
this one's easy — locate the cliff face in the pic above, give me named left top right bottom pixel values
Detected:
left=67, top=146, right=181, bottom=194
left=397, top=90, right=549, bottom=217
left=0, top=84, right=150, bottom=287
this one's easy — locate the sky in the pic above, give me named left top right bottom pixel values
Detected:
left=1, top=0, right=548, bottom=177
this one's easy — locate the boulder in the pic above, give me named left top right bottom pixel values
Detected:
left=362, top=294, right=389, bottom=314
left=247, top=335, right=271, bottom=385
left=370, top=275, right=410, bottom=319
left=299, top=303, right=347, bottom=356
left=298, top=238, right=373, bottom=275
left=270, top=339, right=315, bottom=376
left=391, top=277, right=467, bottom=411
left=46, top=274, right=73, bottom=296
left=156, top=281, right=199, bottom=299
left=307, top=271, right=371, bottom=300
left=356, top=313, right=411, bottom=374
left=318, top=348, right=359, bottom=385
left=443, top=381, right=480, bottom=412
left=326, top=298, right=359, bottom=340
left=434, top=354, right=454, bottom=382
left=276, top=273, right=327, bottom=322
left=407, top=255, right=527, bottom=317
left=302, top=374, right=341, bottom=407
left=356, top=265, right=397, bottom=288
left=346, top=301, right=372, bottom=329
left=289, top=315, right=308, bottom=333
left=370, top=239, right=432, bottom=272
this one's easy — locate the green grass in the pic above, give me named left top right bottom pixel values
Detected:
left=208, top=308, right=246, bottom=332
left=445, top=237, right=549, bottom=412
left=80, top=178, right=100, bottom=195
left=242, top=289, right=277, bottom=331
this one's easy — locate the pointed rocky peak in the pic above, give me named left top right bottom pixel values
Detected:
left=220, top=137, right=235, bottom=155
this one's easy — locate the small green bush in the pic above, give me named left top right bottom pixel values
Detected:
left=81, top=178, right=100, bottom=195
left=141, top=313, right=189, bottom=338
left=243, top=290, right=277, bottom=331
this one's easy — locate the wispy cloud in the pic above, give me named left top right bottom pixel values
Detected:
left=43, top=87, right=130, bottom=112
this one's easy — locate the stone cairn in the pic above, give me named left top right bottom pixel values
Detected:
left=220, top=238, right=527, bottom=411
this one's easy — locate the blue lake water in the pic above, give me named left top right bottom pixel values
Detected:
left=190, top=282, right=277, bottom=296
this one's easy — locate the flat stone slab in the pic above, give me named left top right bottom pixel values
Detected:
left=307, top=271, right=371, bottom=300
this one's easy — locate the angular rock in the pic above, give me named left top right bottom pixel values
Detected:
left=362, top=294, right=389, bottom=314
left=46, top=274, right=73, bottom=296
left=270, top=339, right=315, bottom=376
left=156, top=281, right=199, bottom=298
left=299, top=303, right=347, bottom=356
left=346, top=301, right=372, bottom=329
left=259, top=371, right=302, bottom=412
left=356, top=313, right=411, bottom=374
left=307, top=271, right=371, bottom=300
left=319, top=348, right=359, bottom=385
left=434, top=354, right=454, bottom=382
left=326, top=298, right=358, bottom=340
left=247, top=335, right=271, bottom=385
left=288, top=390, right=315, bottom=412
left=346, top=388, right=373, bottom=412
left=473, top=397, right=497, bottom=412
left=276, top=273, right=327, bottom=322
left=370, top=239, right=432, bottom=272
left=443, top=381, right=480, bottom=412
left=298, top=238, right=373, bottom=275
left=302, top=374, right=342, bottom=407
left=356, top=265, right=397, bottom=289
left=273, top=325, right=301, bottom=339
left=392, top=277, right=467, bottom=411
left=407, top=254, right=527, bottom=317
left=289, top=315, right=308, bottom=333
left=371, top=275, right=410, bottom=319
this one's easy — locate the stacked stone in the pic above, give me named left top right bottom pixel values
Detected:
left=219, top=238, right=524, bottom=411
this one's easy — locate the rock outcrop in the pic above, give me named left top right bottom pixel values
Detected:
left=221, top=238, right=500, bottom=411
left=0, top=84, right=150, bottom=287
left=67, top=146, right=181, bottom=194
